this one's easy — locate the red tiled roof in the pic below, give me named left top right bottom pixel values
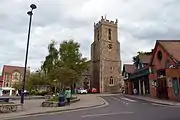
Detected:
left=158, top=40, right=180, bottom=62
left=139, top=54, right=152, bottom=64
left=123, top=64, right=136, bottom=73
left=2, top=65, right=24, bottom=74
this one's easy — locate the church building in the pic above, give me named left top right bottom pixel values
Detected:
left=90, top=16, right=122, bottom=93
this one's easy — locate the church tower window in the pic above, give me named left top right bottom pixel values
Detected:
left=109, top=76, right=114, bottom=85
left=108, top=28, right=111, bottom=40
left=97, top=30, right=100, bottom=41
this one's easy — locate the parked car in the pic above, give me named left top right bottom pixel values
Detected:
left=88, top=88, right=98, bottom=93
left=91, top=88, right=98, bottom=93
left=77, top=88, right=88, bottom=94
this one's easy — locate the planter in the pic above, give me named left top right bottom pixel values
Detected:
left=0, top=103, right=21, bottom=113
left=41, top=97, right=80, bottom=107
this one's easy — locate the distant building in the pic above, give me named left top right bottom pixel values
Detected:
left=91, top=16, right=122, bottom=93
left=78, top=67, right=91, bottom=89
left=2, top=65, right=30, bottom=88
left=122, top=64, right=136, bottom=94
left=123, top=53, right=152, bottom=95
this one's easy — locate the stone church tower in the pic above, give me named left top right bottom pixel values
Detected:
left=91, top=16, right=122, bottom=93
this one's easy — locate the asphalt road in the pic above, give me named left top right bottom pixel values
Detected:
left=10, top=95, right=180, bottom=120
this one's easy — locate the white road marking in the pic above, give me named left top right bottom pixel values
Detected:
left=151, top=103, right=169, bottom=107
left=111, top=97, right=121, bottom=102
left=81, top=112, right=133, bottom=118
left=121, top=97, right=137, bottom=102
left=111, top=97, right=129, bottom=105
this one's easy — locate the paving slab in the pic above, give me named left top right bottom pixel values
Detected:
left=124, top=94, right=180, bottom=106
left=0, top=94, right=106, bottom=120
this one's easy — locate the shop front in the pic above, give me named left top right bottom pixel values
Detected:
left=166, top=67, right=180, bottom=101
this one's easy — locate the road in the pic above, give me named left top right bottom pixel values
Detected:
left=10, top=94, right=180, bottom=120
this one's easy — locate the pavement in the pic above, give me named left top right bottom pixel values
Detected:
left=6, top=94, right=180, bottom=120
left=124, top=94, right=180, bottom=106
left=0, top=96, right=46, bottom=100
left=0, top=94, right=107, bottom=120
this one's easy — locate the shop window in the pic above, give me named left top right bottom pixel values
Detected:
left=172, top=77, right=179, bottom=96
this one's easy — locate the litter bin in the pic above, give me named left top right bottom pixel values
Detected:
left=58, top=94, right=65, bottom=107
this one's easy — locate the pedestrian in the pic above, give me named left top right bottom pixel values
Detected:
left=65, top=87, right=71, bottom=105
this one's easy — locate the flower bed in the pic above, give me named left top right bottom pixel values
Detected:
left=41, top=96, right=80, bottom=107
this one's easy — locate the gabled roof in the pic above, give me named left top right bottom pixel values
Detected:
left=150, top=40, right=180, bottom=65
left=159, top=40, right=180, bottom=61
left=139, top=54, right=152, bottom=64
left=2, top=65, right=24, bottom=74
left=123, top=64, right=136, bottom=74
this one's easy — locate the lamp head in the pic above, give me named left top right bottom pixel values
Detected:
left=30, top=4, right=37, bottom=10
left=27, top=11, right=33, bottom=15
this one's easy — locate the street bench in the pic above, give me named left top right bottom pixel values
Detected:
left=0, top=103, right=21, bottom=113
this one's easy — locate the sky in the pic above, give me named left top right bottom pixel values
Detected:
left=0, top=0, right=180, bottom=72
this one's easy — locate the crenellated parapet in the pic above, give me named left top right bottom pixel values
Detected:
left=94, top=16, right=118, bottom=29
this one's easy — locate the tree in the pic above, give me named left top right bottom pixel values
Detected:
left=133, top=55, right=140, bottom=68
left=41, top=39, right=89, bottom=91
left=132, top=51, right=152, bottom=68
left=41, top=40, right=58, bottom=75
left=59, top=40, right=88, bottom=76
left=27, top=71, right=49, bottom=91
left=13, top=82, right=22, bottom=90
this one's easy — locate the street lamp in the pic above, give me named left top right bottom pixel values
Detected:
left=20, top=4, right=37, bottom=105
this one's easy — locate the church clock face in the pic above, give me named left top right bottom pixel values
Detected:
left=108, top=44, right=112, bottom=49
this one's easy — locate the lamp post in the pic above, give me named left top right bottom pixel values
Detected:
left=20, top=4, right=37, bottom=105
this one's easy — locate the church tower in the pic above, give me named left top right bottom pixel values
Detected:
left=91, top=16, right=122, bottom=93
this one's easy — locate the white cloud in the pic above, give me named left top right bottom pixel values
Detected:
left=0, top=0, right=180, bottom=71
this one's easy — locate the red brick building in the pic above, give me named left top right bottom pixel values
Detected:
left=149, top=40, right=180, bottom=101
left=0, top=76, right=3, bottom=87
left=122, top=64, right=136, bottom=94
left=2, top=65, right=30, bottom=88
left=123, top=53, right=152, bottom=96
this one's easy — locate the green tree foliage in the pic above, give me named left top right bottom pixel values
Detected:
left=27, top=70, right=49, bottom=91
left=41, top=39, right=89, bottom=90
left=41, top=40, right=58, bottom=74
left=132, top=51, right=152, bottom=68
left=13, top=82, right=22, bottom=90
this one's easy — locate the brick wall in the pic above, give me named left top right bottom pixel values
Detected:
left=125, top=81, right=133, bottom=94
left=166, top=68, right=180, bottom=101
left=149, top=43, right=176, bottom=99
left=149, top=74, right=157, bottom=97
